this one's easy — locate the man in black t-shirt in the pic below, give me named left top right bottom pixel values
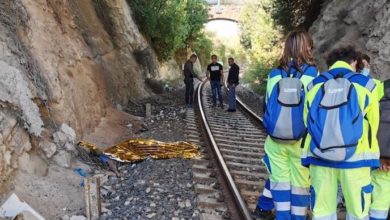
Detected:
left=207, top=55, right=224, bottom=108
left=183, top=54, right=202, bottom=107
left=227, top=57, right=239, bottom=112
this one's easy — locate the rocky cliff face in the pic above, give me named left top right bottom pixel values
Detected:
left=0, top=0, right=177, bottom=186
left=310, top=0, right=390, bottom=80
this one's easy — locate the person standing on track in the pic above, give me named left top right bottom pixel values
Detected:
left=302, top=46, right=380, bottom=219
left=227, top=57, right=239, bottom=112
left=258, top=30, right=318, bottom=220
left=207, top=55, right=224, bottom=109
left=183, top=54, right=203, bottom=108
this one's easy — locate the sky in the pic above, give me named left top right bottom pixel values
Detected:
left=204, top=20, right=240, bottom=41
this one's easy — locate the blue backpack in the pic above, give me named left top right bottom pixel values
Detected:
left=307, top=72, right=363, bottom=162
left=263, top=67, right=307, bottom=142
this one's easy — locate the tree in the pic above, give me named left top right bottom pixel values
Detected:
left=192, top=33, right=213, bottom=68
left=185, top=0, right=209, bottom=47
left=239, top=0, right=282, bottom=94
left=271, top=0, right=325, bottom=33
left=128, top=0, right=208, bottom=61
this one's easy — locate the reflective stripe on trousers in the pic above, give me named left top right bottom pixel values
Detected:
left=291, top=186, right=309, bottom=219
left=271, top=181, right=291, bottom=219
left=346, top=213, right=369, bottom=220
left=369, top=209, right=389, bottom=220
left=257, top=178, right=274, bottom=211
left=313, top=213, right=337, bottom=220
left=271, top=182, right=309, bottom=219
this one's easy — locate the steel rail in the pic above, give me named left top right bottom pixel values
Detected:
left=196, top=80, right=253, bottom=220
left=236, top=96, right=263, bottom=123
left=223, top=68, right=263, bottom=123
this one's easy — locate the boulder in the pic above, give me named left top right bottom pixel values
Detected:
left=61, top=215, right=70, bottom=220
left=18, top=152, right=48, bottom=176
left=52, top=150, right=72, bottom=168
left=64, top=142, right=77, bottom=153
left=53, top=123, right=77, bottom=147
left=53, top=131, right=68, bottom=147
left=60, top=123, right=76, bottom=144
left=69, top=216, right=86, bottom=220
left=39, top=140, right=57, bottom=158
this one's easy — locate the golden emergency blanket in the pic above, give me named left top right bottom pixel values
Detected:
left=78, top=139, right=201, bottom=163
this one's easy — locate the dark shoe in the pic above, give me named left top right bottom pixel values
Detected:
left=220, top=104, right=224, bottom=109
left=212, top=103, right=217, bottom=108
left=227, top=109, right=236, bottom=112
left=251, top=207, right=274, bottom=220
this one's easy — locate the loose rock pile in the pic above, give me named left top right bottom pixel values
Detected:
left=100, top=159, right=196, bottom=219
left=236, top=86, right=264, bottom=116
left=95, top=87, right=199, bottom=219
left=39, top=123, right=78, bottom=168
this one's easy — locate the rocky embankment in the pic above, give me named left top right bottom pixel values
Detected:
left=310, top=0, right=390, bottom=80
left=0, top=0, right=182, bottom=217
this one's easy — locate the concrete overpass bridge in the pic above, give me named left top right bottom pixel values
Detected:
left=206, top=0, right=245, bottom=22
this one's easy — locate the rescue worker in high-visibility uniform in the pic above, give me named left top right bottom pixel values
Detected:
left=261, top=30, right=318, bottom=220
left=302, top=46, right=380, bottom=219
left=370, top=160, right=390, bottom=220
left=252, top=157, right=274, bottom=219
left=360, top=54, right=384, bottom=102
left=370, top=82, right=390, bottom=220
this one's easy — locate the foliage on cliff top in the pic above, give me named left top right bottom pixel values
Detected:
left=239, top=0, right=282, bottom=94
left=271, top=0, right=325, bottom=33
left=128, top=0, right=208, bottom=61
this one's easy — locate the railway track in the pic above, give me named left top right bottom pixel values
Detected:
left=188, top=81, right=267, bottom=220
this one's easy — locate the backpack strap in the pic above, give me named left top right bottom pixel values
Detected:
left=279, top=68, right=289, bottom=78
left=292, top=64, right=311, bottom=79
left=365, top=79, right=377, bottom=92
left=321, top=72, right=334, bottom=80
left=297, top=64, right=310, bottom=78
left=280, top=65, right=311, bottom=79
left=343, top=72, right=356, bottom=80
left=294, top=68, right=302, bottom=79
left=343, top=72, right=377, bottom=92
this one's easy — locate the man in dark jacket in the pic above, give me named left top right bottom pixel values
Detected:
left=227, top=57, right=239, bottom=112
left=183, top=54, right=202, bottom=107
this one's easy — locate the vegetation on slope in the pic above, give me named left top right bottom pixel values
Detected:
left=128, top=0, right=209, bottom=61
left=239, top=0, right=282, bottom=94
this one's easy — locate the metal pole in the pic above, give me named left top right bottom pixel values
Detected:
left=216, top=0, right=222, bottom=14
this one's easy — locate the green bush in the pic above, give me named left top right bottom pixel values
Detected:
left=243, top=60, right=277, bottom=95
left=191, top=33, right=213, bottom=68
left=128, top=0, right=208, bottom=61
left=239, top=0, right=282, bottom=95
left=271, top=0, right=325, bottom=33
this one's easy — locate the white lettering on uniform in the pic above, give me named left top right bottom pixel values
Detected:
left=327, top=88, right=344, bottom=94
left=210, top=66, right=220, bottom=71
left=283, top=88, right=297, bottom=93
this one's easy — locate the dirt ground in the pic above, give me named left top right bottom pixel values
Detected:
left=0, top=83, right=259, bottom=219
left=0, top=85, right=190, bottom=219
left=0, top=108, right=146, bottom=219
left=8, top=161, right=89, bottom=219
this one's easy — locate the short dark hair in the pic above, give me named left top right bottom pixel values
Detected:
left=211, top=54, right=217, bottom=59
left=190, top=54, right=197, bottom=59
left=228, top=57, right=234, bottom=61
left=326, top=45, right=364, bottom=72
left=362, top=54, right=370, bottom=63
